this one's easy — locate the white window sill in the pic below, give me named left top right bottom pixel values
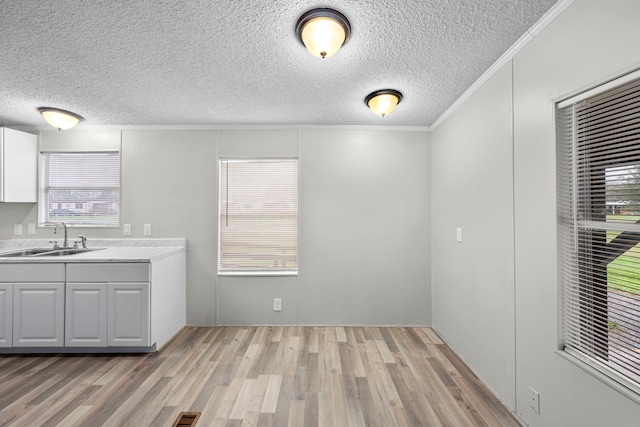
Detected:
left=556, top=349, right=640, bottom=405
left=218, top=271, right=298, bottom=277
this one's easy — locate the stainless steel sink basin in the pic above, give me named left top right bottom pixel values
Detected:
left=34, top=248, right=98, bottom=257
left=0, top=248, right=101, bottom=257
left=0, top=248, right=56, bottom=257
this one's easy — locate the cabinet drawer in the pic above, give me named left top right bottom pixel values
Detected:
left=66, top=263, right=150, bottom=282
left=0, top=263, right=65, bottom=282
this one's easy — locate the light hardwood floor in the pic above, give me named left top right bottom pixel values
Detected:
left=0, top=326, right=521, bottom=426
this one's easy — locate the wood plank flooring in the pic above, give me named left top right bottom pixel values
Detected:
left=0, top=327, right=521, bottom=426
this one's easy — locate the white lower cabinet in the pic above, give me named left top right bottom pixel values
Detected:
left=65, top=283, right=107, bottom=347
left=0, top=284, right=12, bottom=347
left=0, top=251, right=185, bottom=353
left=65, top=281, right=150, bottom=348
left=13, top=282, right=65, bottom=347
left=107, top=282, right=150, bottom=347
left=0, top=264, right=66, bottom=348
left=67, top=263, right=151, bottom=348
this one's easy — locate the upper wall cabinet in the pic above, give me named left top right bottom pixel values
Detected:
left=0, top=128, right=37, bottom=203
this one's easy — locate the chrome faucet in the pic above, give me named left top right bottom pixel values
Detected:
left=73, top=235, right=87, bottom=249
left=54, top=222, right=68, bottom=248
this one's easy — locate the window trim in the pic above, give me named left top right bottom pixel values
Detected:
left=38, top=149, right=122, bottom=228
left=217, top=271, right=298, bottom=277
left=557, top=68, right=640, bottom=108
left=556, top=69, right=640, bottom=399
left=217, top=157, right=299, bottom=275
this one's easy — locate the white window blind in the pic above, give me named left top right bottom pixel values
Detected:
left=557, top=74, right=640, bottom=394
left=41, top=152, right=120, bottom=226
left=218, top=158, right=298, bottom=273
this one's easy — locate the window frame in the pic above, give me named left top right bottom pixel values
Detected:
left=217, top=157, right=299, bottom=276
left=38, top=150, right=121, bottom=228
left=556, top=69, right=640, bottom=401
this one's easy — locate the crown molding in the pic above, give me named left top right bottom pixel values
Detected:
left=430, top=0, right=575, bottom=130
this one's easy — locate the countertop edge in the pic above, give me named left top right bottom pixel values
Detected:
left=0, top=239, right=187, bottom=263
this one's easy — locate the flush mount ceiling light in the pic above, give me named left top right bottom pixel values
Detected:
left=295, top=8, right=351, bottom=59
left=365, top=89, right=403, bottom=117
left=37, top=107, right=84, bottom=130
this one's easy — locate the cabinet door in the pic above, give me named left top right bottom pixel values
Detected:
left=0, top=127, right=37, bottom=202
left=13, top=283, right=64, bottom=347
left=66, top=283, right=107, bottom=347
left=0, top=284, right=12, bottom=347
left=108, top=282, right=150, bottom=347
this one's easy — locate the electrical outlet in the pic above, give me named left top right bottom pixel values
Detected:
left=27, top=223, right=36, bottom=235
left=14, top=224, right=22, bottom=235
left=144, top=223, right=152, bottom=236
left=529, top=386, right=540, bottom=414
left=123, top=224, right=132, bottom=236
left=273, top=298, right=282, bottom=311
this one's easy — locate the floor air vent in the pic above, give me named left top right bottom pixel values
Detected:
left=172, top=412, right=201, bottom=427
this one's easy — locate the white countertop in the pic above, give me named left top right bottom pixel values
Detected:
left=0, top=238, right=186, bottom=263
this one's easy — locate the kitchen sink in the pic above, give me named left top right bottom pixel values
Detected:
left=0, top=248, right=102, bottom=257
left=0, top=248, right=56, bottom=257
left=34, top=248, right=99, bottom=256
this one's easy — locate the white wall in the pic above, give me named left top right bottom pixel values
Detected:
left=121, top=130, right=219, bottom=326
left=0, top=128, right=431, bottom=327
left=298, top=130, right=431, bottom=325
left=513, top=0, right=640, bottom=425
left=218, top=129, right=431, bottom=325
left=216, top=129, right=300, bottom=325
left=432, top=0, right=640, bottom=425
left=431, top=62, right=515, bottom=408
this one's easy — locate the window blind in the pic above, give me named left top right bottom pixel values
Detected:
left=218, top=158, right=298, bottom=273
left=42, top=152, right=120, bottom=226
left=557, top=75, right=640, bottom=394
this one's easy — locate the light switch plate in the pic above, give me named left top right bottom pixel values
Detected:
left=456, top=227, right=463, bottom=243
left=14, top=224, right=22, bottom=235
left=123, top=224, right=131, bottom=236
left=144, top=223, right=152, bottom=236
left=27, top=223, right=36, bottom=235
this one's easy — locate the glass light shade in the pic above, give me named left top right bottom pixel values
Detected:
left=38, top=107, right=84, bottom=130
left=301, top=17, right=346, bottom=59
left=296, top=8, right=351, bottom=59
left=365, top=90, right=403, bottom=117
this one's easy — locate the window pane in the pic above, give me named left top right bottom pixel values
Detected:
left=606, top=165, right=640, bottom=220
left=607, top=234, right=640, bottom=382
left=219, top=158, right=298, bottom=273
left=42, top=152, right=120, bottom=226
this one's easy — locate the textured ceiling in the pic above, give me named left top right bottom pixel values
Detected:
left=0, top=0, right=558, bottom=129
